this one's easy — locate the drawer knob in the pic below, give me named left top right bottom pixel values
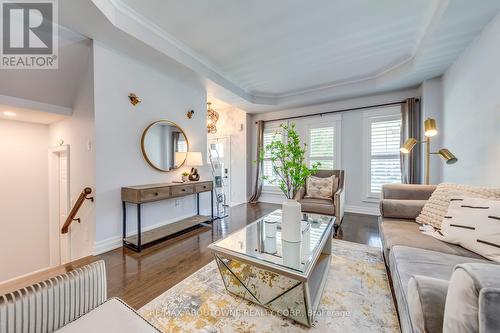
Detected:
left=203, top=186, right=207, bottom=188
left=155, top=192, right=159, bottom=196
left=182, top=189, right=186, bottom=191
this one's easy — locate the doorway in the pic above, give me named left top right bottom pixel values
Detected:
left=208, top=137, right=230, bottom=215
left=48, top=145, right=70, bottom=265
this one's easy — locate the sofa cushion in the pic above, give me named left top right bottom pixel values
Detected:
left=379, top=218, right=483, bottom=264
left=380, top=199, right=427, bottom=219
left=408, top=276, right=449, bottom=333
left=305, top=175, right=336, bottom=199
left=428, top=196, right=500, bottom=262
left=389, top=246, right=488, bottom=333
left=443, top=263, right=500, bottom=333
left=57, top=298, right=160, bottom=332
left=416, top=183, right=500, bottom=229
left=298, top=197, right=335, bottom=216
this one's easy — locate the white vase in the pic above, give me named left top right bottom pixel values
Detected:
left=281, top=199, right=302, bottom=242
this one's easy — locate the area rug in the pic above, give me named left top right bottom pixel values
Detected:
left=139, top=240, right=400, bottom=332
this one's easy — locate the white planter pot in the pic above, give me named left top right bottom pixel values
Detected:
left=281, top=199, right=302, bottom=242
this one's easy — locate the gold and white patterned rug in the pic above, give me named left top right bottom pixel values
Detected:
left=139, top=240, right=400, bottom=333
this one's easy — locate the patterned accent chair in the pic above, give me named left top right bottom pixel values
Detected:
left=295, top=170, right=345, bottom=227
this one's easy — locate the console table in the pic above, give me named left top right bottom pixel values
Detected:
left=121, top=180, right=213, bottom=252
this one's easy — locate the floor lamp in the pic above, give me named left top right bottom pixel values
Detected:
left=400, top=118, right=458, bottom=185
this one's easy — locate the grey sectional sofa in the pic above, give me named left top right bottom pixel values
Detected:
left=379, top=184, right=500, bottom=333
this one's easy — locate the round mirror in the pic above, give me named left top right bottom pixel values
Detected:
left=141, top=120, right=189, bottom=172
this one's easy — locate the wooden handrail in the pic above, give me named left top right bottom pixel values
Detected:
left=61, top=187, right=94, bottom=234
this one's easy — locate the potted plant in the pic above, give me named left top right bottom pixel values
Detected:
left=260, top=123, right=319, bottom=241
left=181, top=171, right=190, bottom=182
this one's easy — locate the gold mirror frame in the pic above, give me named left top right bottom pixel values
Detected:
left=140, top=120, right=189, bottom=172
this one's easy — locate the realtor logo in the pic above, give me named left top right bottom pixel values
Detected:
left=1, top=0, right=58, bottom=69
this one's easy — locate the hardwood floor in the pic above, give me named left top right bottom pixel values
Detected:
left=97, top=203, right=380, bottom=309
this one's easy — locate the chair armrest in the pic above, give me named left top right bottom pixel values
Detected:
left=381, top=184, right=437, bottom=200
left=380, top=199, right=427, bottom=219
left=334, top=186, right=345, bottom=224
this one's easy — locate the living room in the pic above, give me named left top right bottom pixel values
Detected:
left=0, top=1, right=499, bottom=332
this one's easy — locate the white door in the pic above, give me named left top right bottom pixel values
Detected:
left=208, top=137, right=231, bottom=205
left=48, top=145, right=70, bottom=265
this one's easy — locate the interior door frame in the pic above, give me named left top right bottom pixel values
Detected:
left=48, top=144, right=70, bottom=266
left=208, top=136, right=231, bottom=205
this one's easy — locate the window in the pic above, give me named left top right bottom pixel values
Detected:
left=365, top=113, right=402, bottom=198
left=262, top=127, right=283, bottom=186
left=308, top=125, right=336, bottom=170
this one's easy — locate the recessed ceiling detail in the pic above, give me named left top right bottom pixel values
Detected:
left=62, top=0, right=500, bottom=112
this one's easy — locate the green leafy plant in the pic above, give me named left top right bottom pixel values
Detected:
left=182, top=171, right=189, bottom=177
left=259, top=123, right=319, bottom=199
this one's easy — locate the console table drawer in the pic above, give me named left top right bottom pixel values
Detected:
left=171, top=185, right=194, bottom=197
left=195, top=182, right=212, bottom=193
left=140, top=187, right=170, bottom=202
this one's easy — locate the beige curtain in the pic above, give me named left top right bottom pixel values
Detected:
left=249, top=120, right=264, bottom=203
left=400, top=98, right=422, bottom=184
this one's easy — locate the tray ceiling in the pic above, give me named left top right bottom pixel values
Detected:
left=60, top=0, right=500, bottom=112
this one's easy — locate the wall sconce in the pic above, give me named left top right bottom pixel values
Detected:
left=207, top=102, right=219, bottom=134
left=187, top=110, right=195, bottom=119
left=128, top=93, right=141, bottom=106
left=401, top=117, right=457, bottom=184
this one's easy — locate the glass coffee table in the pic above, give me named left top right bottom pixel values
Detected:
left=208, top=209, right=335, bottom=327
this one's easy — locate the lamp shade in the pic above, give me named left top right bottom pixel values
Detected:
left=186, top=151, right=203, bottom=166
left=424, top=118, right=438, bottom=137
left=438, top=148, right=457, bottom=164
left=400, top=138, right=417, bottom=154
left=174, top=152, right=187, bottom=167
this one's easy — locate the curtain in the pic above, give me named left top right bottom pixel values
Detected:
left=400, top=98, right=422, bottom=184
left=249, top=120, right=264, bottom=203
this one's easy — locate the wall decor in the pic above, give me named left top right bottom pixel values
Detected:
left=141, top=120, right=189, bottom=172
left=128, top=93, right=141, bottom=106
left=186, top=110, right=195, bottom=119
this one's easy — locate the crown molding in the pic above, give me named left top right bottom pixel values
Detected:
left=87, top=0, right=448, bottom=108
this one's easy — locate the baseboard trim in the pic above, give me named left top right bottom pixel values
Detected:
left=344, top=204, right=380, bottom=216
left=93, top=209, right=212, bottom=255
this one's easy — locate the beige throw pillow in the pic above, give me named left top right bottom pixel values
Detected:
left=416, top=183, right=500, bottom=229
left=427, top=196, right=500, bottom=262
left=305, top=175, right=336, bottom=199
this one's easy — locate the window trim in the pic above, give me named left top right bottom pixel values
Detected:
left=362, top=106, right=402, bottom=202
left=305, top=119, right=341, bottom=171
left=262, top=122, right=285, bottom=192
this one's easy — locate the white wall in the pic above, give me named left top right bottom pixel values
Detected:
left=208, top=107, right=248, bottom=206
left=93, top=42, right=209, bottom=253
left=249, top=88, right=420, bottom=215
left=420, top=77, right=444, bottom=184
left=48, top=47, right=95, bottom=261
left=441, top=13, right=500, bottom=186
left=0, top=119, right=49, bottom=281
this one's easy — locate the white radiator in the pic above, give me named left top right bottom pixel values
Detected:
left=0, top=260, right=107, bottom=333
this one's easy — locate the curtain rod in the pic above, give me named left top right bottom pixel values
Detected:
left=254, top=99, right=419, bottom=124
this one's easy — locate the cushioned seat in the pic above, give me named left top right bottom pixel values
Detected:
left=379, top=218, right=483, bottom=263
left=389, top=246, right=489, bottom=333
left=298, top=197, right=335, bottom=216
left=57, top=298, right=159, bottom=332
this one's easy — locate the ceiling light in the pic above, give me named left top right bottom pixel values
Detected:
left=207, top=102, right=219, bottom=134
left=3, top=111, right=16, bottom=117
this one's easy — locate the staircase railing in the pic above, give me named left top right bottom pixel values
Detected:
left=61, top=187, right=94, bottom=234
